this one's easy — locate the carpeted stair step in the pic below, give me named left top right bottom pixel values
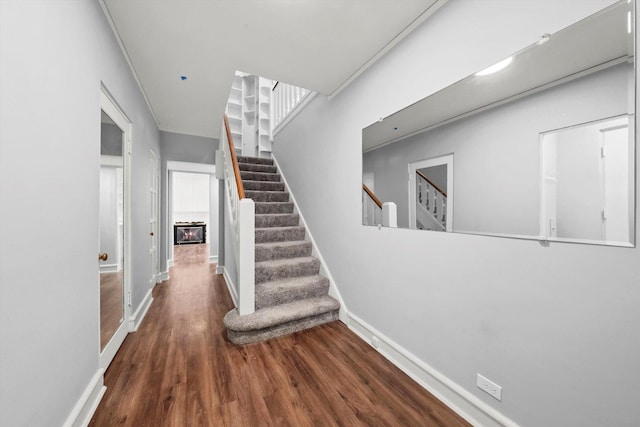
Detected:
left=243, top=180, right=285, bottom=192
left=255, top=213, right=299, bottom=228
left=238, top=162, right=278, bottom=173
left=223, top=296, right=340, bottom=345
left=256, top=275, right=330, bottom=309
left=255, top=226, right=305, bottom=243
left=255, top=256, right=320, bottom=283
left=255, top=202, right=294, bottom=214
left=255, top=240, right=312, bottom=262
left=240, top=171, right=281, bottom=182
left=245, top=190, right=289, bottom=202
left=237, top=156, right=273, bottom=165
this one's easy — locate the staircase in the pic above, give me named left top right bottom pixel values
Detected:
left=223, top=155, right=340, bottom=345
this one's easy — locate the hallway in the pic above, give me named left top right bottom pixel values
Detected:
left=90, top=244, right=469, bottom=426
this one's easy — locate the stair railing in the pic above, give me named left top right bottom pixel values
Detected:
left=222, top=115, right=255, bottom=315
left=362, top=184, right=398, bottom=228
left=416, top=170, right=446, bottom=230
left=271, top=81, right=312, bottom=136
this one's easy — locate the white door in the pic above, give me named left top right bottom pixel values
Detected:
left=99, top=88, right=131, bottom=370
left=601, top=124, right=631, bottom=243
left=149, top=150, right=159, bottom=285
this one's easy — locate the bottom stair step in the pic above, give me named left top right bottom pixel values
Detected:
left=224, top=295, right=340, bottom=345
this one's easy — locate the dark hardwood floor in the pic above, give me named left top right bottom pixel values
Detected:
left=90, top=244, right=470, bottom=426
left=100, top=270, right=123, bottom=350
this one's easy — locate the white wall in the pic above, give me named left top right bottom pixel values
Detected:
left=273, top=0, right=640, bottom=426
left=0, top=1, right=160, bottom=426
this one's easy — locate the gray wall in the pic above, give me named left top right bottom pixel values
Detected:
left=0, top=1, right=161, bottom=426
left=273, top=0, right=639, bottom=426
left=363, top=62, right=631, bottom=233
left=159, top=131, right=219, bottom=272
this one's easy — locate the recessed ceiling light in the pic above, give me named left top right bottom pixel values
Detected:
left=180, top=75, right=187, bottom=81
left=475, top=57, right=513, bottom=77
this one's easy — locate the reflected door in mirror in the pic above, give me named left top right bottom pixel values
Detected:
left=99, top=110, right=124, bottom=352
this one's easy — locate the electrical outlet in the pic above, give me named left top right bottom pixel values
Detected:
left=477, top=374, right=502, bottom=401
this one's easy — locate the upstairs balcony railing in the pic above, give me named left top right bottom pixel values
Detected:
left=271, top=81, right=314, bottom=136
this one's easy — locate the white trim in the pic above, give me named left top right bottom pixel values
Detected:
left=99, top=264, right=118, bottom=273
left=166, top=161, right=215, bottom=174
left=209, top=255, right=218, bottom=263
left=99, top=85, right=132, bottom=371
left=221, top=266, right=239, bottom=307
left=328, top=0, right=449, bottom=99
left=167, top=259, right=174, bottom=268
left=271, top=155, right=348, bottom=322
left=128, top=289, right=153, bottom=332
left=347, top=313, right=519, bottom=427
left=62, top=369, right=106, bottom=427
left=272, top=92, right=319, bottom=138
left=159, top=271, right=170, bottom=282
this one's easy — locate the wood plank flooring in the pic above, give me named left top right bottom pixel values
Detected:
left=100, top=270, right=123, bottom=350
left=90, top=244, right=470, bottom=427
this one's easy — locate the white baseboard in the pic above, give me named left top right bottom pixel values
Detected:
left=128, top=288, right=153, bottom=332
left=271, top=155, right=348, bottom=323
left=216, top=264, right=224, bottom=274
left=347, top=313, right=519, bottom=427
left=159, top=271, right=169, bottom=282
left=220, top=266, right=238, bottom=307
left=209, top=255, right=218, bottom=264
left=99, top=264, right=118, bottom=273
left=62, top=369, right=106, bottom=427
left=167, top=259, right=174, bottom=268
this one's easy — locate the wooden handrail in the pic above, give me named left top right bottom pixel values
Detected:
left=362, top=184, right=383, bottom=209
left=416, top=170, right=447, bottom=197
left=224, top=114, right=245, bottom=199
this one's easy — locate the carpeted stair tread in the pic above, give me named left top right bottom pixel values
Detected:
left=245, top=190, right=289, bottom=202
left=224, top=295, right=339, bottom=332
left=225, top=154, right=340, bottom=345
left=255, top=240, right=312, bottom=261
left=255, top=256, right=320, bottom=283
left=255, top=213, right=300, bottom=228
left=255, top=226, right=305, bottom=243
left=243, top=180, right=285, bottom=192
left=255, top=202, right=294, bottom=214
left=237, top=163, right=278, bottom=173
left=240, top=171, right=281, bottom=182
left=256, top=275, right=330, bottom=309
left=237, top=156, right=273, bottom=165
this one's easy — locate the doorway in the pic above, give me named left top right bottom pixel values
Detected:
left=408, top=154, right=454, bottom=231
left=99, top=87, right=131, bottom=370
left=166, top=162, right=218, bottom=268
left=540, top=115, right=633, bottom=244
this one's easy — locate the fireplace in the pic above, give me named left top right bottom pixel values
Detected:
left=174, top=222, right=206, bottom=245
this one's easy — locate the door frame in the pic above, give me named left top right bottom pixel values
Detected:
left=166, top=161, right=217, bottom=267
left=408, top=154, right=454, bottom=231
left=99, top=85, right=132, bottom=370
left=149, top=149, right=160, bottom=286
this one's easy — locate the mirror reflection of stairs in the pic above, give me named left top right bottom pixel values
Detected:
left=223, top=155, right=340, bottom=344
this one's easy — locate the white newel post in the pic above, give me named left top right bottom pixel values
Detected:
left=382, top=202, right=398, bottom=228
left=237, top=198, right=255, bottom=315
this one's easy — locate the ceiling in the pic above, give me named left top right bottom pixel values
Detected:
left=363, top=0, right=633, bottom=151
left=100, top=0, right=444, bottom=138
